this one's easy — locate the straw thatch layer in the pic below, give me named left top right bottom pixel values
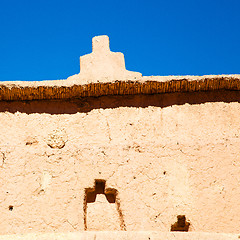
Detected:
left=0, top=75, right=239, bottom=101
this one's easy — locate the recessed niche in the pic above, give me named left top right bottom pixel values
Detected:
left=171, top=215, right=190, bottom=232
left=84, top=179, right=125, bottom=231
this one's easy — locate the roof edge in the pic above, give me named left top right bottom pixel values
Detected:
left=0, top=75, right=239, bottom=101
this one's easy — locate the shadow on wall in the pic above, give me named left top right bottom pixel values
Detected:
left=0, top=90, right=239, bottom=114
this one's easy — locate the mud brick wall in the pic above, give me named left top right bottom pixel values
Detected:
left=0, top=91, right=239, bottom=234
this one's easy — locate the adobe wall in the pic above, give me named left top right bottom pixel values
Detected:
left=0, top=90, right=239, bottom=235
left=0, top=36, right=240, bottom=238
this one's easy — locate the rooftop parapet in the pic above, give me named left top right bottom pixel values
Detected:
left=0, top=35, right=239, bottom=101
left=67, top=35, right=142, bottom=83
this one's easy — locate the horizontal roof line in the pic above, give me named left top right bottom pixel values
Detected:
left=0, top=75, right=239, bottom=101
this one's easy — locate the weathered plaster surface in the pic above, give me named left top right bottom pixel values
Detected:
left=0, top=97, right=239, bottom=234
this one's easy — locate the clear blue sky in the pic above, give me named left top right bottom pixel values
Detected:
left=0, top=0, right=239, bottom=81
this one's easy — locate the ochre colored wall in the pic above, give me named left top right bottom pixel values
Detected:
left=0, top=91, right=239, bottom=235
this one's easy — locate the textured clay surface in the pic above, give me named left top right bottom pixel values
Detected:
left=0, top=232, right=239, bottom=240
left=0, top=91, right=239, bottom=235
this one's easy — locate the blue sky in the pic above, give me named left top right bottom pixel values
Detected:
left=0, top=0, right=239, bottom=81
